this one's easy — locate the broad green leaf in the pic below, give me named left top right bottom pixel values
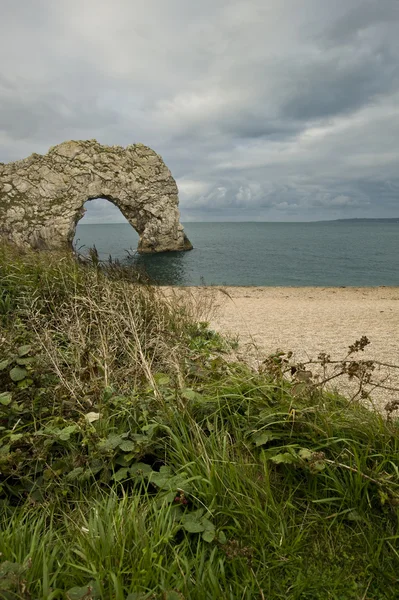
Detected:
left=165, top=593, right=183, bottom=600
left=89, top=459, right=103, bottom=475
left=9, top=433, right=23, bottom=442
left=252, top=431, right=280, bottom=446
left=165, top=490, right=177, bottom=503
left=58, top=425, right=78, bottom=441
left=269, top=452, right=297, bottom=465
left=0, top=392, right=12, bottom=406
left=149, top=471, right=171, bottom=488
left=141, top=423, right=158, bottom=437
left=201, top=517, right=215, bottom=532
left=85, top=412, right=100, bottom=423
left=119, top=440, right=136, bottom=452
left=17, top=345, right=31, bottom=357
left=0, top=560, right=26, bottom=577
left=131, top=433, right=148, bottom=442
left=98, top=434, right=123, bottom=451
left=298, top=448, right=313, bottom=460
left=159, top=465, right=173, bottom=475
left=66, top=467, right=85, bottom=481
left=311, top=460, right=326, bottom=472
left=154, top=372, right=171, bottom=386
left=123, top=452, right=138, bottom=463
left=115, top=455, right=129, bottom=467
left=17, top=377, right=33, bottom=389
left=217, top=531, right=227, bottom=544
left=9, top=366, right=27, bottom=382
left=347, top=510, right=362, bottom=522
left=201, top=517, right=215, bottom=542
left=129, top=462, right=153, bottom=475
left=16, top=356, right=34, bottom=366
left=181, top=388, right=204, bottom=402
left=202, top=530, right=215, bottom=543
left=0, top=359, right=10, bottom=371
left=112, top=468, right=130, bottom=481
left=181, top=514, right=205, bottom=533
left=66, top=580, right=101, bottom=600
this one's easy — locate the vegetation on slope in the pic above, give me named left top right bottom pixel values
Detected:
left=0, top=243, right=398, bottom=599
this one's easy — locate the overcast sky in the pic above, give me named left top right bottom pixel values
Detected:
left=1, top=0, right=398, bottom=222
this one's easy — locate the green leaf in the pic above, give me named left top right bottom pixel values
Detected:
left=85, top=412, right=100, bottom=423
left=0, top=359, right=10, bottom=371
left=159, top=465, right=173, bottom=474
left=311, top=460, right=326, bottom=472
left=17, top=345, right=31, bottom=357
left=164, top=490, right=177, bottom=503
left=123, top=452, right=138, bottom=464
left=112, top=468, right=130, bottom=481
left=129, top=462, right=153, bottom=475
left=252, top=431, right=280, bottom=446
left=131, top=433, right=148, bottom=442
left=0, top=392, right=12, bottom=406
left=66, top=580, right=101, bottom=599
left=154, top=372, right=171, bottom=386
left=89, top=459, right=103, bottom=475
left=9, top=433, right=23, bottom=442
left=298, top=448, right=313, bottom=460
left=347, top=510, right=362, bottom=522
left=16, top=356, right=34, bottom=366
left=0, top=560, right=25, bottom=577
left=119, top=440, right=136, bottom=452
left=181, top=388, right=204, bottom=402
left=98, top=434, right=123, bottom=451
left=165, top=593, right=183, bottom=600
left=217, top=531, right=227, bottom=544
left=202, top=530, right=215, bottom=543
left=66, top=467, right=85, bottom=481
left=201, top=517, right=215, bottom=531
left=141, top=423, right=159, bottom=437
left=269, top=452, right=297, bottom=465
left=17, top=377, right=33, bottom=389
left=181, top=514, right=205, bottom=533
left=149, top=471, right=171, bottom=488
left=58, top=425, right=79, bottom=441
left=9, top=366, right=27, bottom=382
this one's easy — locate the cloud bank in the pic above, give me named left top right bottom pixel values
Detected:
left=1, top=0, right=398, bottom=221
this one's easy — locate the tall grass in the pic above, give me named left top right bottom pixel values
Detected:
left=0, top=243, right=398, bottom=599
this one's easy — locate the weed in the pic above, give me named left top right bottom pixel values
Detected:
left=0, top=243, right=398, bottom=599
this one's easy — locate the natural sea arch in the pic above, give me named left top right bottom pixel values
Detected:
left=0, top=140, right=192, bottom=254
left=74, top=197, right=139, bottom=258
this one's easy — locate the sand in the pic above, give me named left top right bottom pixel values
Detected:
left=184, top=286, right=399, bottom=411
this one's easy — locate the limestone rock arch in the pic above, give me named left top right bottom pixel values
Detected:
left=0, top=140, right=192, bottom=253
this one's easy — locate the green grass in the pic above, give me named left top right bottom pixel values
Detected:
left=0, top=243, right=398, bottom=599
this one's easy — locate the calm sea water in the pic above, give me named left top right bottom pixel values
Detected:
left=74, top=221, right=399, bottom=286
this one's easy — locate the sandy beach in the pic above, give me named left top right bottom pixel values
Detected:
left=184, top=286, right=399, bottom=410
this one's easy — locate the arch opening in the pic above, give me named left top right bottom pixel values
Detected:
left=73, top=197, right=139, bottom=261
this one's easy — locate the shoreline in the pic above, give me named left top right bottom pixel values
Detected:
left=174, top=285, right=399, bottom=409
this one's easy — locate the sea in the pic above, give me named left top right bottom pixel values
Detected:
left=74, top=220, right=399, bottom=287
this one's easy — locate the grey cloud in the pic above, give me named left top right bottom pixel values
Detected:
left=325, top=1, right=399, bottom=45
left=280, top=44, right=398, bottom=121
left=0, top=0, right=398, bottom=221
left=0, top=82, right=121, bottom=143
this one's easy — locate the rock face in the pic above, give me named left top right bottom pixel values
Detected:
left=0, top=140, right=192, bottom=253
